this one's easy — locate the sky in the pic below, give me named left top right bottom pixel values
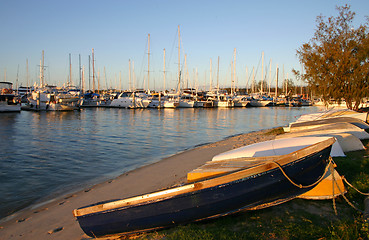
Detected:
left=1, top=0, right=368, bottom=92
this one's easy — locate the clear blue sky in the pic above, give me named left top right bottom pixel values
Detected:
left=1, top=0, right=368, bottom=91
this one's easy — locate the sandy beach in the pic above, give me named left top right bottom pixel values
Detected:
left=0, top=128, right=277, bottom=240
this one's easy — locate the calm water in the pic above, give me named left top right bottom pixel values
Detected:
left=0, top=106, right=322, bottom=220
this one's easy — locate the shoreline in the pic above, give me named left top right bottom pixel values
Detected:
left=0, top=128, right=278, bottom=240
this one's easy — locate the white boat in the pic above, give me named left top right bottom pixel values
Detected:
left=80, top=92, right=107, bottom=107
left=146, top=93, right=164, bottom=108
left=178, top=95, right=195, bottom=108
left=249, top=98, right=273, bottom=107
left=109, top=91, right=151, bottom=108
left=313, top=99, right=347, bottom=109
left=21, top=51, right=79, bottom=111
left=22, top=89, right=79, bottom=111
left=0, top=82, right=21, bottom=112
left=233, top=96, right=251, bottom=107
left=212, top=136, right=345, bottom=161
left=294, top=108, right=368, bottom=123
left=162, top=93, right=179, bottom=108
left=284, top=122, right=369, bottom=140
left=248, top=93, right=273, bottom=107
left=213, top=95, right=234, bottom=108
left=277, top=132, right=365, bottom=152
left=163, top=100, right=179, bottom=108
left=287, top=117, right=369, bottom=133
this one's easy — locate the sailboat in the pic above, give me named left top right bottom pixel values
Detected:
left=22, top=51, right=79, bottom=111
left=109, top=54, right=151, bottom=109
left=208, top=56, right=234, bottom=108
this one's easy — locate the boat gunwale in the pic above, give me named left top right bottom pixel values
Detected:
left=73, top=137, right=335, bottom=217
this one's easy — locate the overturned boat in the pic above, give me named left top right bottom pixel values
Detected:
left=285, top=117, right=369, bottom=133
left=73, top=137, right=335, bottom=238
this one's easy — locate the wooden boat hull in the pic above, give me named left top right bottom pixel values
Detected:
left=74, top=138, right=334, bottom=237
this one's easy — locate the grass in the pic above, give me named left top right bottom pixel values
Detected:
left=265, top=127, right=285, bottom=136
left=122, top=140, right=369, bottom=240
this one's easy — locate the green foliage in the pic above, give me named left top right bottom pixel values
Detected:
left=295, top=5, right=369, bottom=111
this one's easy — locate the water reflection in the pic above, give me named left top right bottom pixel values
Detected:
left=0, top=106, right=322, bottom=219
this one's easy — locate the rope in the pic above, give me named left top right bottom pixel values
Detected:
left=330, top=167, right=369, bottom=214
left=331, top=163, right=338, bottom=215
left=271, top=155, right=369, bottom=215
left=342, top=176, right=369, bottom=196
left=270, top=156, right=332, bottom=189
left=336, top=177, right=364, bottom=214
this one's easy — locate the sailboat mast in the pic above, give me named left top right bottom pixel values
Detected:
left=132, top=61, right=135, bottom=91
left=208, top=58, right=212, bottom=92
left=268, top=59, right=272, bottom=96
left=88, top=55, right=91, bottom=91
left=41, top=50, right=45, bottom=87
left=275, top=64, right=279, bottom=98
left=184, top=54, right=187, bottom=89
left=217, top=56, right=220, bottom=91
left=79, top=54, right=82, bottom=90
left=92, top=48, right=95, bottom=93
left=252, top=67, right=255, bottom=94
left=82, top=66, right=85, bottom=93
left=301, top=64, right=303, bottom=96
left=26, top=59, right=29, bottom=89
left=69, top=53, right=72, bottom=87
left=97, top=70, right=100, bottom=94
left=129, top=59, right=131, bottom=91
left=163, top=48, right=166, bottom=91
left=119, top=71, right=122, bottom=91
left=177, top=25, right=180, bottom=94
left=16, top=65, right=19, bottom=92
left=104, top=67, right=107, bottom=90
left=245, top=67, right=248, bottom=93
left=147, top=33, right=150, bottom=93
left=283, top=64, right=285, bottom=95
left=233, top=48, right=236, bottom=95
left=261, top=51, right=264, bottom=94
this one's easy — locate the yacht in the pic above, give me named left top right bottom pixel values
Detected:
left=0, top=82, right=21, bottom=112
left=22, top=86, right=79, bottom=111
left=109, top=91, right=151, bottom=108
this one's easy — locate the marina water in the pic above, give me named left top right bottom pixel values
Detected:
left=0, top=106, right=322, bottom=220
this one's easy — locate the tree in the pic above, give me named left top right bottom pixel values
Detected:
left=256, top=80, right=268, bottom=93
left=295, top=5, right=369, bottom=110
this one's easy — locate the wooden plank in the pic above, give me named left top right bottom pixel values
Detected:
left=187, top=159, right=267, bottom=182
